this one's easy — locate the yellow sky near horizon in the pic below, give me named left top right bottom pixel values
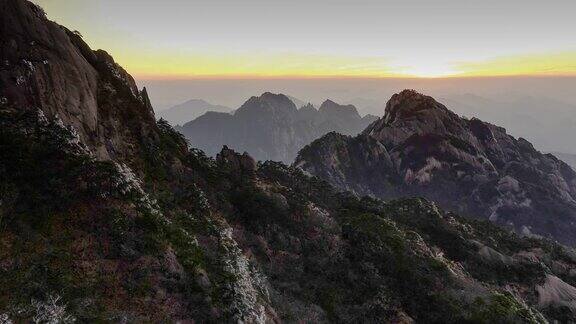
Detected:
left=34, top=0, right=576, bottom=79
left=121, top=50, right=576, bottom=79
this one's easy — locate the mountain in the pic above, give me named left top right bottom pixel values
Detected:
left=286, top=94, right=308, bottom=109
left=156, top=99, right=231, bottom=126
left=3, top=1, right=576, bottom=322
left=177, top=94, right=378, bottom=163
left=295, top=90, right=576, bottom=246
left=441, top=93, right=576, bottom=155
left=345, top=97, right=385, bottom=116
left=553, top=152, right=576, bottom=170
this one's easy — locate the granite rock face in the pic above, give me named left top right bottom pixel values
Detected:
left=296, top=90, right=576, bottom=246
left=0, top=0, right=158, bottom=161
left=178, top=93, right=378, bottom=163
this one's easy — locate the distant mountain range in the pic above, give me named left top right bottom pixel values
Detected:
left=295, top=90, right=576, bottom=246
left=177, top=93, right=378, bottom=163
left=156, top=99, right=231, bottom=126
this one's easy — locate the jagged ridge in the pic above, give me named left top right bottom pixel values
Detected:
left=177, top=93, right=377, bottom=163
left=296, top=89, right=576, bottom=246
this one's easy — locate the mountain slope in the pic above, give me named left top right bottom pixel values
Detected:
left=178, top=93, right=377, bottom=163
left=295, top=90, right=576, bottom=246
left=553, top=152, right=576, bottom=169
left=442, top=94, right=576, bottom=155
left=156, top=99, right=231, bottom=126
left=2, top=1, right=576, bottom=322
left=0, top=0, right=158, bottom=163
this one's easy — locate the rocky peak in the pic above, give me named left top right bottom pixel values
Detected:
left=319, top=99, right=360, bottom=116
left=365, top=90, right=466, bottom=148
left=296, top=102, right=319, bottom=121
left=216, top=145, right=257, bottom=175
left=382, top=89, right=451, bottom=124
left=318, top=100, right=362, bottom=125
left=0, top=0, right=158, bottom=163
left=296, top=90, right=576, bottom=246
left=235, top=92, right=297, bottom=119
left=300, top=103, right=316, bottom=112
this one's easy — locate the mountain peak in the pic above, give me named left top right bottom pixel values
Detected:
left=260, top=92, right=295, bottom=106
left=299, top=103, right=317, bottom=112
left=319, top=99, right=338, bottom=107
left=319, top=99, right=361, bottom=118
left=297, top=90, right=576, bottom=247
left=236, top=92, right=297, bottom=117
left=383, top=89, right=449, bottom=124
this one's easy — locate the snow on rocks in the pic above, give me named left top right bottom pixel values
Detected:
left=105, top=62, right=138, bottom=98
left=218, top=226, right=269, bottom=323
left=191, top=183, right=211, bottom=211
left=30, top=294, right=76, bottom=324
left=0, top=314, right=12, bottom=324
left=21, top=59, right=35, bottom=72
left=110, top=162, right=164, bottom=219
left=49, top=114, right=92, bottom=156
left=6, top=294, right=76, bottom=324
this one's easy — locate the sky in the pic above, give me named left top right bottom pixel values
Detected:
left=34, top=0, right=576, bottom=79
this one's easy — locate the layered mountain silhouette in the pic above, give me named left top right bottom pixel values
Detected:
left=156, top=99, right=231, bottom=126
left=3, top=1, right=576, bottom=322
left=177, top=93, right=378, bottom=162
left=296, top=90, right=576, bottom=246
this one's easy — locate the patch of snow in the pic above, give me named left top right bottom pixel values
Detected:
left=191, top=183, right=210, bottom=211
left=30, top=294, right=76, bottom=324
left=36, top=109, right=48, bottom=125
left=22, top=59, right=35, bottom=72
left=106, top=62, right=137, bottom=98
left=218, top=226, right=269, bottom=323
left=0, top=313, right=12, bottom=324
left=110, top=162, right=164, bottom=218
left=50, top=114, right=91, bottom=156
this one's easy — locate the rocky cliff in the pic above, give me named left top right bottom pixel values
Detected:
left=177, top=93, right=377, bottom=163
left=0, top=0, right=159, bottom=163
left=2, top=1, right=576, bottom=322
left=296, top=90, right=576, bottom=246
